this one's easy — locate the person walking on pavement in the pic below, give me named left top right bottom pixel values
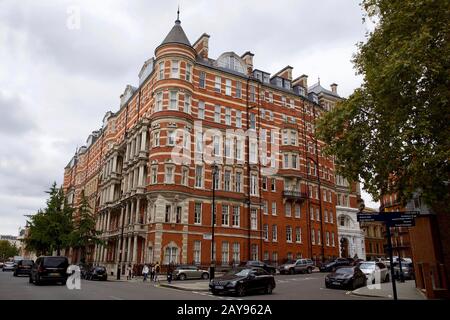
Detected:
left=127, top=264, right=132, bottom=280
left=142, top=264, right=149, bottom=282
left=150, top=263, right=155, bottom=282
left=153, top=262, right=160, bottom=283
left=167, top=263, right=173, bottom=284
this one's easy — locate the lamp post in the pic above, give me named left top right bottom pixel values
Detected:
left=116, top=203, right=126, bottom=280
left=306, top=156, right=325, bottom=263
left=210, top=162, right=219, bottom=280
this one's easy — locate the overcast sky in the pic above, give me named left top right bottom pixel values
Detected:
left=0, top=0, right=379, bottom=236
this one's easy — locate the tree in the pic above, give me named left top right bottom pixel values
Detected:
left=69, top=192, right=103, bottom=264
left=24, top=183, right=74, bottom=256
left=316, top=0, right=450, bottom=209
left=0, top=240, right=19, bottom=261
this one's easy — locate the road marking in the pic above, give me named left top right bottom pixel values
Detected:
left=109, top=296, right=124, bottom=300
left=192, top=291, right=243, bottom=301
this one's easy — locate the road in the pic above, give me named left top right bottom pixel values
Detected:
left=0, top=270, right=378, bottom=300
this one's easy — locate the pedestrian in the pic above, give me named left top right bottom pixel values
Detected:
left=127, top=264, right=132, bottom=280
left=142, top=264, right=149, bottom=282
left=154, top=261, right=160, bottom=283
left=167, top=263, right=173, bottom=284
left=150, top=264, right=155, bottom=281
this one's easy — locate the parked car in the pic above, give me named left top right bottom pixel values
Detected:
left=0, top=261, right=4, bottom=269
left=29, top=256, right=69, bottom=285
left=352, top=259, right=365, bottom=267
left=13, top=259, right=34, bottom=277
left=2, top=261, right=15, bottom=272
left=393, top=262, right=415, bottom=280
left=172, top=265, right=209, bottom=280
left=279, top=258, right=315, bottom=275
left=241, top=260, right=277, bottom=274
left=325, top=266, right=367, bottom=290
left=78, top=264, right=91, bottom=279
left=209, top=267, right=276, bottom=296
left=359, top=261, right=389, bottom=283
left=85, top=266, right=108, bottom=281
left=319, top=258, right=351, bottom=272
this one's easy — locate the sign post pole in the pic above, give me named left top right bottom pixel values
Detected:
left=385, top=222, right=398, bottom=300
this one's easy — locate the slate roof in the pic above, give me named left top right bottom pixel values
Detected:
left=160, top=19, right=191, bottom=47
left=308, top=82, right=340, bottom=98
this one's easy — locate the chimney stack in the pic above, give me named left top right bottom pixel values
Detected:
left=193, top=33, right=210, bottom=60
left=241, top=51, right=254, bottom=75
left=330, top=83, right=338, bottom=94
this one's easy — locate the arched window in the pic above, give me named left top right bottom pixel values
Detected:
left=216, top=52, right=246, bottom=74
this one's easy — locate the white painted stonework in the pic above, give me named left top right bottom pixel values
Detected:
left=337, top=206, right=366, bottom=260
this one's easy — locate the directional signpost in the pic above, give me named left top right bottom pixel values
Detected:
left=357, top=210, right=420, bottom=300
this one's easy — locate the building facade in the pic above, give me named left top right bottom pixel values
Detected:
left=309, top=83, right=365, bottom=260
left=62, top=16, right=363, bottom=275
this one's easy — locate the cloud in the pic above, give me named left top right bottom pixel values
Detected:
left=0, top=0, right=370, bottom=235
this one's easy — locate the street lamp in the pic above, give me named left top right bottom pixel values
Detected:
left=306, top=156, right=325, bottom=263
left=210, top=162, right=219, bottom=280
left=116, top=203, right=126, bottom=280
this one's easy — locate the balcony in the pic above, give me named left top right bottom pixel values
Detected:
left=282, top=190, right=307, bottom=201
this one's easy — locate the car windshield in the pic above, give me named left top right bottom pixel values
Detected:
left=95, top=267, right=105, bottom=271
left=43, top=257, right=67, bottom=268
left=335, top=268, right=353, bottom=274
left=21, top=260, right=33, bottom=266
left=359, top=263, right=375, bottom=270
left=227, top=269, right=251, bottom=277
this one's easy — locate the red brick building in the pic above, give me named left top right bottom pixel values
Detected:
left=63, top=17, right=351, bottom=275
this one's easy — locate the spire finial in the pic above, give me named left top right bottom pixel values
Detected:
left=176, top=5, right=180, bottom=23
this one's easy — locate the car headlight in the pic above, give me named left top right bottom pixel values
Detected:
left=227, top=281, right=237, bottom=287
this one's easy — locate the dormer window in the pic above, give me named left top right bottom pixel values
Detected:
left=276, top=78, right=283, bottom=87
left=298, top=87, right=305, bottom=96
left=313, top=95, right=319, bottom=103
left=284, top=80, right=291, bottom=90
left=263, top=74, right=270, bottom=83
left=217, top=53, right=246, bottom=74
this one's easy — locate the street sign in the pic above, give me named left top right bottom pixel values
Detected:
left=357, top=209, right=419, bottom=301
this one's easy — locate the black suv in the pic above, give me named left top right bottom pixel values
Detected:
left=13, top=259, right=34, bottom=276
left=29, top=256, right=69, bottom=285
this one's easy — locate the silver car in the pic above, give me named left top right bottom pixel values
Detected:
left=279, top=259, right=315, bottom=275
left=359, top=261, right=389, bottom=283
left=173, top=265, right=209, bottom=280
left=2, top=261, right=15, bottom=272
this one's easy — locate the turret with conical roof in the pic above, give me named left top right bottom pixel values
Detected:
left=155, top=11, right=195, bottom=60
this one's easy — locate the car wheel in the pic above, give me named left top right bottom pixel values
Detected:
left=201, top=273, right=209, bottom=280
left=29, top=275, right=33, bottom=283
left=35, top=275, right=41, bottom=286
left=178, top=273, right=186, bottom=281
left=211, top=290, right=218, bottom=296
left=236, top=284, right=246, bottom=297
left=307, top=267, right=312, bottom=274
left=325, top=283, right=330, bottom=288
left=13, top=272, right=17, bottom=277
left=265, top=283, right=273, bottom=294
left=289, top=268, right=295, bottom=275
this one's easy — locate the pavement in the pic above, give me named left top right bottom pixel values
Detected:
left=351, top=280, right=426, bottom=300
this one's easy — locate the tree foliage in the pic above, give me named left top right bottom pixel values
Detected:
left=0, top=240, right=19, bottom=260
left=25, top=183, right=74, bottom=256
left=317, top=0, right=450, bottom=208
left=70, top=192, right=103, bottom=263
